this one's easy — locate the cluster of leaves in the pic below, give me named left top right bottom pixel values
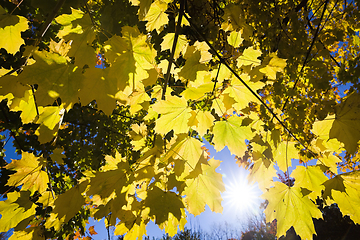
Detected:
left=0, top=0, right=360, bottom=239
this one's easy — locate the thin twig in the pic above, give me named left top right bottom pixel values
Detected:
left=281, top=0, right=329, bottom=113
left=161, top=0, right=185, bottom=100
left=10, top=0, right=24, bottom=15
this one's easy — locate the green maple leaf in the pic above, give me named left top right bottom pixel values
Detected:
left=223, top=74, right=265, bottom=111
left=0, top=191, right=36, bottom=232
left=144, top=0, right=169, bottom=33
left=145, top=186, right=184, bottom=224
left=184, top=158, right=225, bottom=216
left=152, top=95, right=192, bottom=135
left=6, top=152, right=49, bottom=194
left=0, top=6, right=28, bottom=54
left=291, top=165, right=328, bottom=200
left=262, top=182, right=323, bottom=240
left=212, top=115, right=254, bottom=156
left=56, top=8, right=97, bottom=67
left=45, top=181, right=88, bottom=231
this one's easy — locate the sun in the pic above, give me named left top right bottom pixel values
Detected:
left=223, top=172, right=262, bottom=216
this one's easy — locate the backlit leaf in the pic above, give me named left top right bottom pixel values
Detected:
left=212, top=115, right=254, bottom=156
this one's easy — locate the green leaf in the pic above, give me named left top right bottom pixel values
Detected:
left=212, top=115, right=254, bottom=156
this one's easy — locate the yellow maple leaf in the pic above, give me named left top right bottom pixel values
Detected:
left=237, top=46, right=262, bottom=68
left=161, top=33, right=188, bottom=59
left=212, top=115, right=254, bottom=156
left=0, top=6, right=28, bottom=54
left=6, top=152, right=49, bottom=194
left=227, top=30, right=243, bottom=48
left=144, top=0, right=169, bottom=33
left=184, top=158, right=225, bottom=216
left=0, top=191, right=36, bottom=232
left=259, top=55, right=287, bottom=80
left=262, top=182, right=323, bottom=240
left=152, top=96, right=192, bottom=135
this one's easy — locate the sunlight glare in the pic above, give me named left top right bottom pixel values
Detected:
left=223, top=173, right=261, bottom=217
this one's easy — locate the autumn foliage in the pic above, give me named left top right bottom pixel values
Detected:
left=0, top=0, right=360, bottom=239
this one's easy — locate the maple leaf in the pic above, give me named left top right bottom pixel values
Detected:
left=179, top=46, right=208, bottom=81
left=0, top=6, right=28, bottom=54
left=152, top=95, right=192, bottom=135
left=145, top=186, right=184, bottom=224
left=259, top=54, right=287, bottom=80
left=227, top=30, right=243, bottom=48
left=78, top=67, right=117, bottom=115
left=56, top=8, right=97, bottom=67
left=16, top=50, right=84, bottom=106
left=223, top=74, right=265, bottom=111
left=161, top=33, right=188, bottom=59
left=144, top=0, right=169, bottom=33
left=212, top=115, right=254, bottom=156
left=159, top=209, right=187, bottom=237
left=8, top=226, right=44, bottom=240
left=291, top=165, right=328, bottom=200
left=184, top=158, right=225, bottom=216
left=237, top=46, right=262, bottom=68
left=45, top=181, right=88, bottom=230
left=0, top=191, right=36, bottom=232
left=273, top=141, right=299, bottom=172
left=130, top=0, right=153, bottom=20
left=262, top=182, right=323, bottom=240
left=88, top=226, right=98, bottom=236
left=104, top=27, right=157, bottom=91
left=10, top=90, right=43, bottom=124
left=6, top=152, right=49, bottom=194
left=192, top=110, right=215, bottom=136
left=323, top=171, right=360, bottom=224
